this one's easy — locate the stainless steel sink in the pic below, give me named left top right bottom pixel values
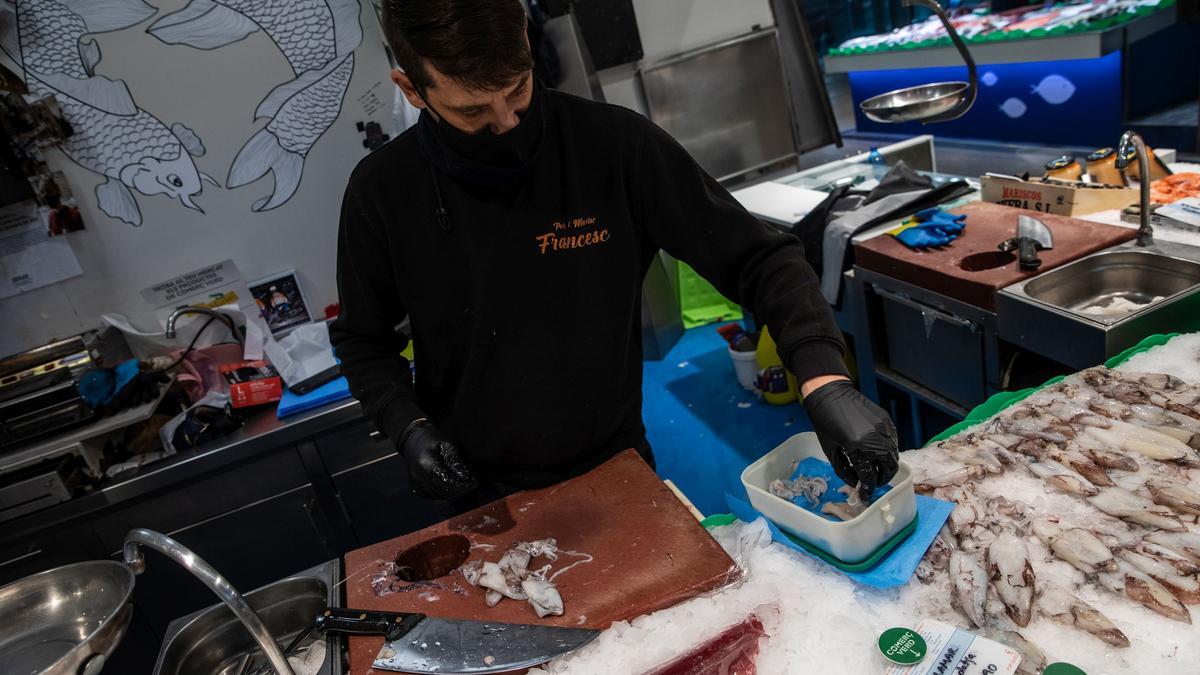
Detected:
left=998, top=241, right=1200, bottom=369
left=1020, top=250, right=1200, bottom=320
left=153, top=559, right=342, bottom=675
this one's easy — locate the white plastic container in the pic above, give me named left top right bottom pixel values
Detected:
left=728, top=346, right=759, bottom=392
left=741, top=432, right=916, bottom=563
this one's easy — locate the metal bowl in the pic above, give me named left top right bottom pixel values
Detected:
left=0, top=560, right=135, bottom=675
left=859, top=81, right=972, bottom=123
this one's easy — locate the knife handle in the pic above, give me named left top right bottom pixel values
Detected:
left=315, top=608, right=426, bottom=642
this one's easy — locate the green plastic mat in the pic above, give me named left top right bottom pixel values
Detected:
left=925, top=332, right=1181, bottom=444
left=677, top=260, right=742, bottom=329
left=702, top=512, right=920, bottom=572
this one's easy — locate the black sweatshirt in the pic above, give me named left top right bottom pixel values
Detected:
left=330, top=88, right=847, bottom=488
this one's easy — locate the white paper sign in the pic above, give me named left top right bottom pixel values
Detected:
left=884, top=620, right=1021, bottom=675
left=0, top=201, right=82, bottom=298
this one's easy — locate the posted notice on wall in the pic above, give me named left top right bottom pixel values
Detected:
left=0, top=201, right=83, bottom=299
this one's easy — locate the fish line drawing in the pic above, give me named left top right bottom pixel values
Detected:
left=147, top=0, right=363, bottom=212
left=0, top=0, right=217, bottom=227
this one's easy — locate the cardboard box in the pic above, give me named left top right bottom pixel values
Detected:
left=219, top=360, right=283, bottom=408
left=980, top=175, right=1138, bottom=216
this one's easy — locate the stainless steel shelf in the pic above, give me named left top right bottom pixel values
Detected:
left=824, top=8, right=1175, bottom=73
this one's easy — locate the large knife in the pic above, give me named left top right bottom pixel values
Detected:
left=315, top=607, right=600, bottom=674
left=998, top=214, right=1054, bottom=270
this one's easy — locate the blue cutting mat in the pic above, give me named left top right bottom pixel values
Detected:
left=277, top=375, right=351, bottom=419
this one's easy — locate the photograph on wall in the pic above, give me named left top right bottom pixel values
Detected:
left=250, top=271, right=313, bottom=335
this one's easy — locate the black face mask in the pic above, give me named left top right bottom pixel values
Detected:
left=416, top=78, right=546, bottom=188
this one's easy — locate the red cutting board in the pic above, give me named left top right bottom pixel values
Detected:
left=341, top=450, right=741, bottom=674
left=854, top=202, right=1137, bottom=310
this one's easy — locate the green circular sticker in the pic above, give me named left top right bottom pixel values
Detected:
left=878, top=627, right=927, bottom=665
left=1044, top=664, right=1087, bottom=675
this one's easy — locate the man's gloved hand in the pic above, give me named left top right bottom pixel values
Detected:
left=803, top=380, right=900, bottom=502
left=78, top=359, right=169, bottom=416
left=396, top=419, right=479, bottom=500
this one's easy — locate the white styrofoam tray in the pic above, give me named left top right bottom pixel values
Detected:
left=741, top=432, right=916, bottom=563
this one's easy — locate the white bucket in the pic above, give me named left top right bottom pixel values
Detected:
left=728, top=346, right=759, bottom=392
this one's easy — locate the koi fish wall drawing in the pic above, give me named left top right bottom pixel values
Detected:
left=0, top=0, right=363, bottom=226
left=148, top=0, right=363, bottom=212
left=1, top=0, right=216, bottom=226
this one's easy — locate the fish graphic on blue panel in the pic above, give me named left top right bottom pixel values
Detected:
left=980, top=71, right=998, bottom=87
left=147, top=0, right=363, bottom=212
left=1031, top=74, right=1076, bottom=105
left=999, top=97, right=1028, bottom=119
left=1, top=0, right=218, bottom=227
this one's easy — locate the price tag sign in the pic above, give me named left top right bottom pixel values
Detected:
left=1044, top=664, right=1086, bottom=675
left=882, top=620, right=1021, bottom=675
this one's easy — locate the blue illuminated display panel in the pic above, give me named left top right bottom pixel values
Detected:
left=849, top=51, right=1123, bottom=146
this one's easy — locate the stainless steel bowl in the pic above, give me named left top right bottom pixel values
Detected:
left=0, top=560, right=135, bottom=675
left=860, top=82, right=972, bottom=123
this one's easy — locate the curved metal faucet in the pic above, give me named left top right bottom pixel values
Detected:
left=1116, top=130, right=1154, bottom=247
left=124, top=529, right=295, bottom=675
left=165, top=306, right=244, bottom=345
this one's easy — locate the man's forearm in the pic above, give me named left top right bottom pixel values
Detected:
left=800, top=374, right=851, bottom=398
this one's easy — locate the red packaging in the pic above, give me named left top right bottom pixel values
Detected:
left=219, top=360, right=283, bottom=408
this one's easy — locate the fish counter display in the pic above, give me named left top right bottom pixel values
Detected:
left=529, top=334, right=1200, bottom=674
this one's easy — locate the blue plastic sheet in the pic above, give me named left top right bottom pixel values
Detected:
left=725, top=457, right=954, bottom=588
left=277, top=375, right=351, bottom=419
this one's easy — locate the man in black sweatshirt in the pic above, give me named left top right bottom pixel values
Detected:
left=331, top=0, right=898, bottom=505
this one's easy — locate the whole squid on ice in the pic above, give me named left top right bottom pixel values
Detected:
left=915, top=465, right=987, bottom=492
left=1131, top=540, right=1200, bottom=575
left=977, top=628, right=1046, bottom=675
left=950, top=549, right=989, bottom=628
left=1116, top=548, right=1200, bottom=604
left=1028, top=460, right=1099, bottom=496
left=933, top=486, right=982, bottom=537
left=1037, top=582, right=1130, bottom=648
left=1047, top=448, right=1114, bottom=487
left=988, top=407, right=1076, bottom=443
left=1145, top=478, right=1200, bottom=516
left=1083, top=420, right=1195, bottom=464
left=987, top=532, right=1036, bottom=627
left=1146, top=531, right=1200, bottom=563
left=1098, top=560, right=1192, bottom=624
left=1089, top=487, right=1187, bottom=532
left=934, top=439, right=1006, bottom=474
left=1030, top=519, right=1116, bottom=575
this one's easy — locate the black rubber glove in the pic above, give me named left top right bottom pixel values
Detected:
left=803, top=380, right=900, bottom=502
left=396, top=419, right=479, bottom=500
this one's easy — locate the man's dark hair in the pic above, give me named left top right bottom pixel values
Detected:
left=383, top=0, right=533, bottom=92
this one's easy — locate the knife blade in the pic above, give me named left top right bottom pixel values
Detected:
left=1017, top=214, right=1054, bottom=249
left=315, top=607, right=600, bottom=674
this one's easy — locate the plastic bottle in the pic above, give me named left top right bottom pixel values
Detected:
left=867, top=147, right=888, bottom=181
left=756, top=326, right=797, bottom=405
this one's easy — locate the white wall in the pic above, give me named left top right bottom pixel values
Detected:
left=3, top=1, right=395, bottom=356
left=598, top=0, right=775, bottom=114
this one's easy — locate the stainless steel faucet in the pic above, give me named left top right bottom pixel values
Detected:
left=124, top=529, right=296, bottom=675
left=1115, top=130, right=1154, bottom=247
left=165, top=306, right=244, bottom=345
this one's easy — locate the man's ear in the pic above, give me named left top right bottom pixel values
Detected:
left=391, top=68, right=426, bottom=110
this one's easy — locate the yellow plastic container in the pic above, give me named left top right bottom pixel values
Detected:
left=756, top=326, right=797, bottom=405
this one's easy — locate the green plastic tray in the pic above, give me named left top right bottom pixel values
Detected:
left=925, top=332, right=1181, bottom=444
left=702, top=511, right=920, bottom=573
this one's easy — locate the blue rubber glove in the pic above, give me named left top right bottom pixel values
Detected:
left=914, top=208, right=967, bottom=235
left=894, top=225, right=954, bottom=249
left=77, top=359, right=168, bottom=415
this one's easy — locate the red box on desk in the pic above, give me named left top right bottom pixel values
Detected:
left=219, top=360, right=283, bottom=408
